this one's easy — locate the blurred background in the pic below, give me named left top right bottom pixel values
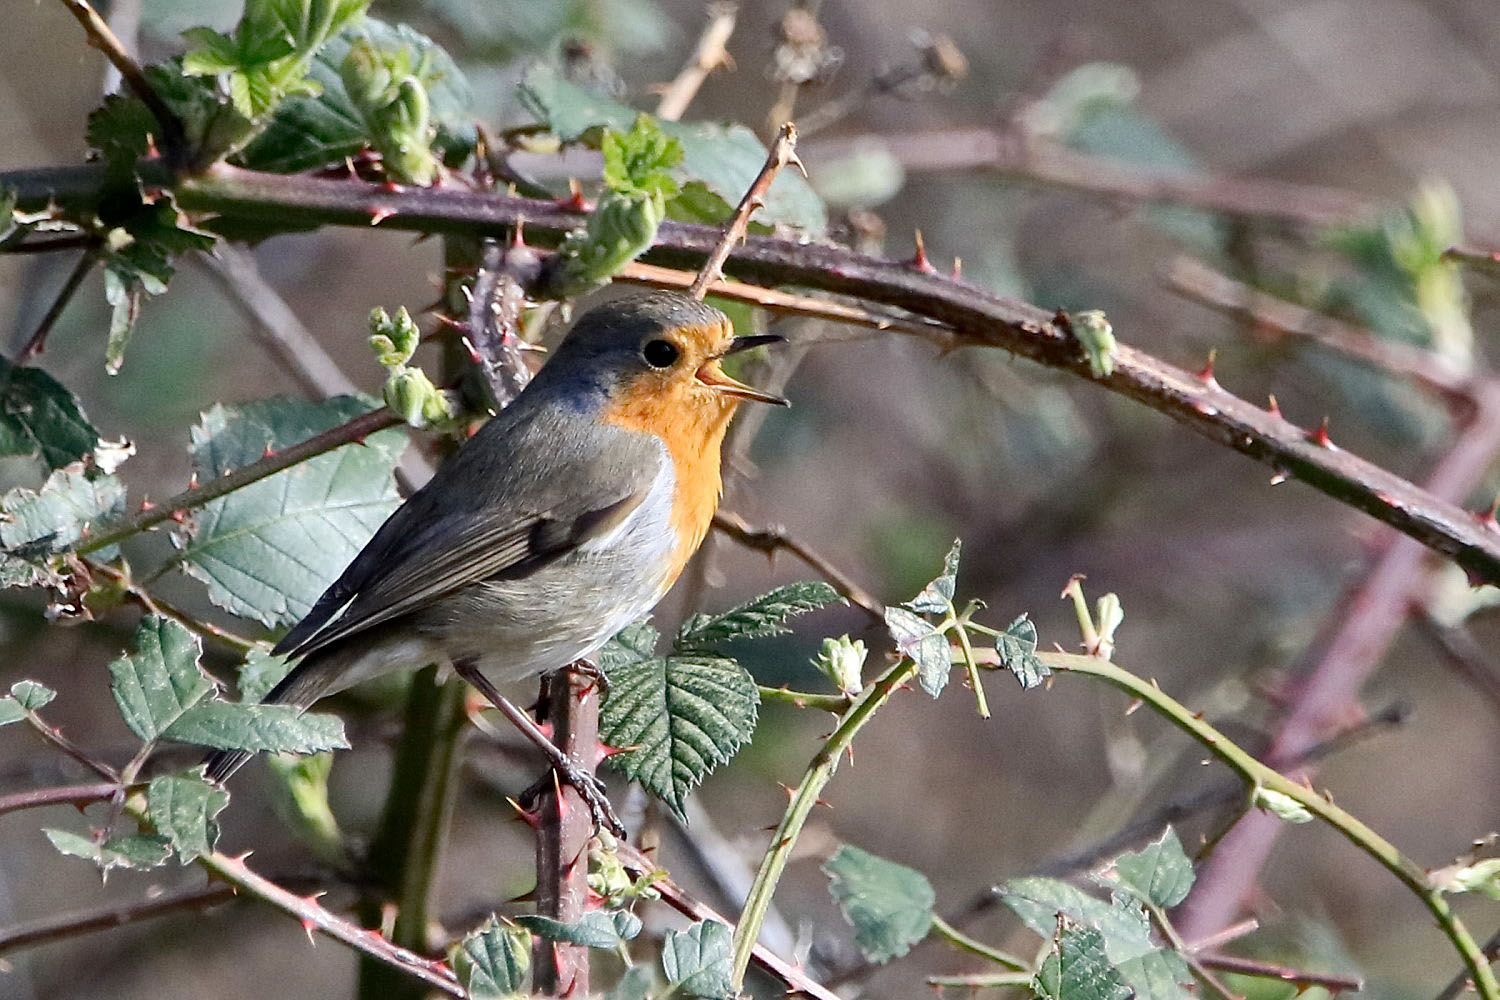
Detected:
left=3, top=0, right=1500, bottom=997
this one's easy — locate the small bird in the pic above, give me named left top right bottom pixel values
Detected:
left=206, top=292, right=786, bottom=827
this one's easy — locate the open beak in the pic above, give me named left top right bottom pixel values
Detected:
left=697, top=334, right=790, bottom=406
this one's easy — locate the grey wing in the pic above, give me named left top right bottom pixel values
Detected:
left=274, top=423, right=663, bottom=662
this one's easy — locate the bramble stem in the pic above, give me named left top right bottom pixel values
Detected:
left=1043, top=651, right=1499, bottom=1000
left=929, top=914, right=1028, bottom=971
left=730, top=655, right=918, bottom=990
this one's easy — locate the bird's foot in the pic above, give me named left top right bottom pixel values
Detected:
left=520, top=757, right=626, bottom=838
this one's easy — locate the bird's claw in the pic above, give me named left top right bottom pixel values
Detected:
left=521, top=757, right=626, bottom=838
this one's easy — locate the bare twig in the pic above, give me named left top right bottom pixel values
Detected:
left=0, top=781, right=118, bottom=817
left=656, top=3, right=738, bottom=122
left=0, top=883, right=239, bottom=956
left=57, top=0, right=185, bottom=164
left=24, top=712, right=120, bottom=783
left=1196, top=952, right=1363, bottom=992
left=77, top=406, right=403, bottom=555
left=13, top=165, right=1500, bottom=582
left=1166, top=256, right=1475, bottom=406
left=1443, top=244, right=1500, bottom=274
left=615, top=842, right=845, bottom=1000
left=14, top=249, right=97, bottom=361
left=689, top=123, right=804, bottom=299
left=1436, top=927, right=1500, bottom=1000
left=88, top=557, right=257, bottom=652
left=712, top=509, right=884, bottom=619
left=1412, top=613, right=1500, bottom=718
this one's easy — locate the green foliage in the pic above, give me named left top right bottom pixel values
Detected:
left=45, top=829, right=172, bottom=872
left=883, top=605, right=951, bottom=696
left=0, top=680, right=56, bottom=726
left=1068, top=310, right=1118, bottom=379
left=660, top=920, right=735, bottom=1000
left=519, top=64, right=826, bottom=235
left=813, top=635, right=867, bottom=695
left=1032, top=926, right=1132, bottom=1000
left=175, top=395, right=406, bottom=628
left=824, top=845, right=936, bottom=963
left=996, top=614, right=1047, bottom=689
left=601, top=116, right=682, bottom=201
left=98, top=201, right=217, bottom=375
left=605, top=964, right=656, bottom=1000
left=0, top=465, right=125, bottom=588
left=181, top=0, right=371, bottom=119
left=1111, top=828, right=1194, bottom=908
left=675, top=580, right=840, bottom=649
left=516, top=910, right=641, bottom=948
left=415, top=0, right=669, bottom=63
left=241, top=18, right=472, bottom=178
left=238, top=648, right=294, bottom=703
left=452, top=919, right=531, bottom=999
left=370, top=307, right=454, bottom=428
left=598, top=622, right=759, bottom=820
left=0, top=358, right=99, bottom=470
left=906, top=539, right=961, bottom=613
left=108, top=616, right=348, bottom=753
left=147, top=773, right=231, bottom=861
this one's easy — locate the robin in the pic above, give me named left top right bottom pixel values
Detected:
left=205, top=291, right=787, bottom=831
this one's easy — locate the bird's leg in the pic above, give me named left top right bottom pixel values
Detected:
left=455, top=661, right=625, bottom=837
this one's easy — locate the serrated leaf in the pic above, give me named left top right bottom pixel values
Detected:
left=996, top=613, right=1048, bottom=690
left=162, top=702, right=348, bottom=753
left=11, top=680, right=56, bottom=711
left=1, top=466, right=126, bottom=554
left=240, top=17, right=473, bottom=174
left=453, top=919, right=531, bottom=999
left=907, top=539, right=960, bottom=613
left=175, top=395, right=405, bottom=628
left=883, top=605, right=950, bottom=697
left=676, top=581, right=840, bottom=649
left=45, top=829, right=172, bottom=872
left=600, top=648, right=758, bottom=819
left=109, top=616, right=215, bottom=742
left=661, top=920, right=734, bottom=1000
left=824, top=845, right=935, bottom=963
left=516, top=910, right=635, bottom=949
left=1002, top=877, right=1155, bottom=964
left=238, top=648, right=294, bottom=703
left=1112, top=828, right=1194, bottom=908
left=0, top=357, right=98, bottom=470
left=147, top=773, right=230, bottom=861
left=1115, top=949, right=1194, bottom=1000
left=0, top=700, right=23, bottom=726
left=518, top=64, right=825, bottom=235
left=1032, top=926, right=1132, bottom=1000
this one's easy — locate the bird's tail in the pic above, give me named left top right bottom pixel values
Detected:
left=203, top=654, right=340, bottom=784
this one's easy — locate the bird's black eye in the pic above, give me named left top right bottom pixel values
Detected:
left=642, top=339, right=680, bottom=368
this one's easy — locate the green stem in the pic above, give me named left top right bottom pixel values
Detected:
left=755, top=684, right=852, bottom=713
left=1043, top=651, right=1500, bottom=1000
left=927, top=972, right=1035, bottom=988
left=952, top=623, right=990, bottom=718
left=730, top=656, right=919, bottom=990
left=357, top=668, right=469, bottom=1000
left=929, top=914, right=1028, bottom=971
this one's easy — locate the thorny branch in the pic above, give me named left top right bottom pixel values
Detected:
left=712, top=508, right=884, bottom=619
left=689, top=122, right=805, bottom=299
left=655, top=3, right=738, bottom=123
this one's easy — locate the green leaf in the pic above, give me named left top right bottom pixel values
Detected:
left=675, top=581, right=840, bottom=649
left=0, top=358, right=98, bottom=470
left=453, top=919, right=531, bottom=999
left=238, top=648, right=294, bottom=703
left=601, top=116, right=682, bottom=200
left=605, top=964, right=656, bottom=1000
left=516, top=910, right=638, bottom=949
left=109, top=616, right=215, bottom=742
left=824, top=845, right=935, bottom=963
left=161, top=702, right=348, bottom=753
left=11, top=680, right=56, bottom=711
left=518, top=64, right=826, bottom=235
left=660, top=920, right=734, bottom=1000
left=600, top=637, right=759, bottom=820
left=883, top=605, right=951, bottom=697
left=1115, top=949, right=1194, bottom=1000
left=175, top=395, right=405, bottom=628
left=240, top=17, right=473, bottom=175
left=1002, top=877, right=1155, bottom=964
left=45, top=829, right=172, bottom=872
left=907, top=539, right=961, bottom=613
left=1, top=466, right=126, bottom=554
left=1032, top=926, right=1132, bottom=1000
left=0, top=700, right=23, bottom=727
left=147, top=773, right=230, bottom=861
left=996, top=614, right=1048, bottom=690
left=1111, top=828, right=1193, bottom=908
left=103, top=269, right=141, bottom=376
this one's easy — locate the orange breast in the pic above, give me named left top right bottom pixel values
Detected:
left=604, top=387, right=736, bottom=590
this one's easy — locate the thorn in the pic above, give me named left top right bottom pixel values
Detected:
left=1306, top=416, right=1334, bottom=448
left=300, top=916, right=317, bottom=943
left=950, top=256, right=962, bottom=280
left=505, top=796, right=542, bottom=829
left=461, top=335, right=483, bottom=364
left=380, top=181, right=403, bottom=194
left=1267, top=394, right=1282, bottom=419
left=1477, top=498, right=1500, bottom=530
left=1124, top=698, right=1142, bottom=715
left=168, top=509, right=187, bottom=523
left=558, top=180, right=591, bottom=213
left=187, top=473, right=199, bottom=490
left=138, top=498, right=156, bottom=512
left=909, top=230, right=936, bottom=273
left=1269, top=470, right=1289, bottom=486
left=1196, top=349, right=1219, bottom=388
left=511, top=218, right=527, bottom=247
left=368, top=206, right=395, bottom=226
left=430, top=313, right=467, bottom=331
left=262, top=444, right=276, bottom=459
